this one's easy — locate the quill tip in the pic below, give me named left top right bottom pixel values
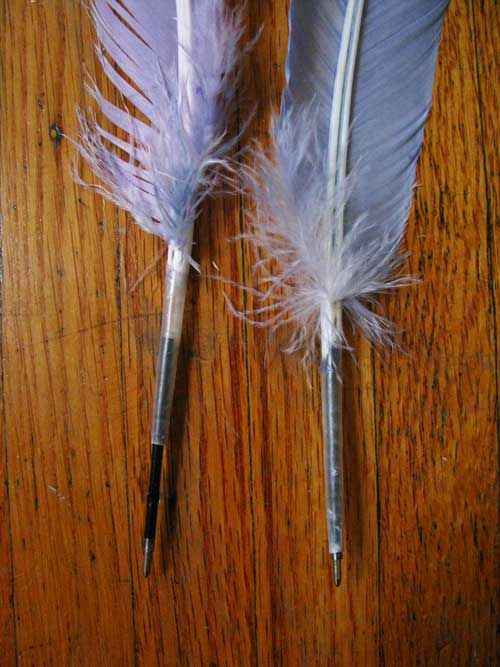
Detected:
left=143, top=538, right=154, bottom=578
left=332, top=553, right=342, bottom=587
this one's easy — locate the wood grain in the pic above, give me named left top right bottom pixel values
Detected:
left=0, top=1, right=497, bottom=665
left=375, top=3, right=498, bottom=664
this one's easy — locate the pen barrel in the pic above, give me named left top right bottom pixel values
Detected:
left=321, top=347, right=344, bottom=556
left=151, top=246, right=190, bottom=446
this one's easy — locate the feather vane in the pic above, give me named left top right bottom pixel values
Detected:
left=246, top=0, right=448, bottom=356
left=77, top=0, right=243, bottom=248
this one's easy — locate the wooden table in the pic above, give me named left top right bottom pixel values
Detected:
left=0, top=1, right=497, bottom=665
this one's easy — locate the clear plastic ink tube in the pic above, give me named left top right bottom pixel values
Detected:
left=143, top=236, right=192, bottom=576
left=321, top=310, right=344, bottom=586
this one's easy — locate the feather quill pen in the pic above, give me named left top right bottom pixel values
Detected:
left=245, top=0, right=448, bottom=584
left=75, top=0, right=242, bottom=575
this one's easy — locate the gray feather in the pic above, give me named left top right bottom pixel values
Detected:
left=247, top=0, right=449, bottom=354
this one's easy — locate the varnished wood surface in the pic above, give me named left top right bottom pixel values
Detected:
left=0, top=1, right=498, bottom=665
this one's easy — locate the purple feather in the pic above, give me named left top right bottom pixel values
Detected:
left=76, top=0, right=243, bottom=248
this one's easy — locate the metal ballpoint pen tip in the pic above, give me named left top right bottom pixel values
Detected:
left=143, top=538, right=154, bottom=578
left=332, top=553, right=342, bottom=587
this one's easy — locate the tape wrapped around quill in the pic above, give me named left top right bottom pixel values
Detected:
left=242, top=0, right=449, bottom=584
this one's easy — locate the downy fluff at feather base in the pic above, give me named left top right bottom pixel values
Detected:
left=244, top=108, right=414, bottom=356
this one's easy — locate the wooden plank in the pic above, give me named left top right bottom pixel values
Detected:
left=0, top=1, right=497, bottom=665
left=0, top=2, right=134, bottom=664
left=472, top=0, right=499, bottom=401
left=375, top=2, right=499, bottom=665
left=0, top=395, right=16, bottom=664
left=0, top=1, right=17, bottom=663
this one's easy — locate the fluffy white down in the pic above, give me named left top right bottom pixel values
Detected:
left=243, top=108, right=413, bottom=359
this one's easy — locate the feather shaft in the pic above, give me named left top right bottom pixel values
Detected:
left=146, top=1, right=199, bottom=577
left=152, top=0, right=196, bottom=451
left=321, top=0, right=366, bottom=569
left=322, top=0, right=365, bottom=352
